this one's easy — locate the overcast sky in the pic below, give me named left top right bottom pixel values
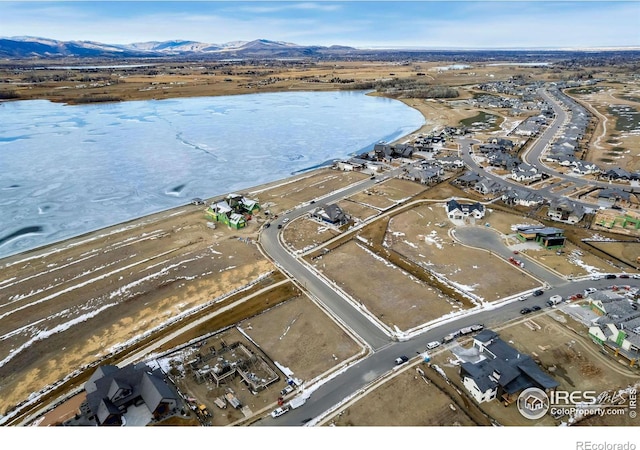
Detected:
left=1, top=1, right=639, bottom=49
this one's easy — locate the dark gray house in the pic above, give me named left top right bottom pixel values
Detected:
left=81, top=363, right=179, bottom=426
left=460, top=330, right=558, bottom=405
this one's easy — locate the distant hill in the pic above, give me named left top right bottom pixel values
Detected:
left=0, top=36, right=637, bottom=61
left=0, top=36, right=357, bottom=59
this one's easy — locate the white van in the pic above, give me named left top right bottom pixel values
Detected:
left=426, top=341, right=441, bottom=350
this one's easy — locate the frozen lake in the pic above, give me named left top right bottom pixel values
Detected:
left=0, top=90, right=424, bottom=259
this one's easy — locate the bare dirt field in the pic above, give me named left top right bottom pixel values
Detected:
left=239, top=295, right=364, bottom=383
left=519, top=241, right=617, bottom=278
left=326, top=365, right=480, bottom=426
left=251, top=169, right=369, bottom=214
left=385, top=203, right=540, bottom=302
left=309, top=239, right=465, bottom=331
left=283, top=217, right=341, bottom=254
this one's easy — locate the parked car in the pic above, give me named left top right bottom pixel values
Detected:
left=277, top=224, right=283, bottom=229
left=282, top=217, right=290, bottom=224
left=605, top=274, right=617, bottom=279
left=442, top=333, right=457, bottom=343
left=270, top=406, right=290, bottom=418
left=518, top=296, right=527, bottom=301
left=547, top=295, right=563, bottom=306
left=280, top=385, right=294, bottom=396
left=633, top=274, right=640, bottom=280
left=531, top=305, right=542, bottom=311
left=263, top=222, right=271, bottom=229
left=470, top=324, right=484, bottom=332
left=584, top=287, right=597, bottom=295
left=532, top=289, right=544, bottom=297
left=426, top=341, right=441, bottom=350
left=520, top=307, right=532, bottom=315
left=394, top=356, right=409, bottom=365
left=619, top=274, right=630, bottom=279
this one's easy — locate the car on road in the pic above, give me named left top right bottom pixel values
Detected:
left=518, top=295, right=527, bottom=301
left=282, top=218, right=290, bottom=224
left=426, top=341, right=441, bottom=350
left=277, top=224, right=283, bottom=229
left=619, top=274, right=630, bottom=279
left=604, top=274, right=617, bottom=279
left=531, top=305, right=542, bottom=312
left=520, top=307, right=532, bottom=315
left=633, top=274, right=640, bottom=280
left=584, top=287, right=597, bottom=295
left=263, top=223, right=271, bottom=229
left=394, top=356, right=409, bottom=365
left=470, top=324, right=484, bottom=332
left=270, top=406, right=289, bottom=418
left=532, top=289, right=544, bottom=297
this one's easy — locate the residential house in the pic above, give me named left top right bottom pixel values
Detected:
left=460, top=330, right=559, bottom=404
left=81, top=363, right=179, bottom=426
left=515, top=226, right=565, bottom=249
left=501, top=188, right=545, bottom=207
left=547, top=198, right=585, bottom=224
left=511, top=164, right=541, bottom=184
left=446, top=199, right=485, bottom=220
left=587, top=293, right=640, bottom=365
left=311, top=203, right=350, bottom=226
left=401, top=166, right=442, bottom=185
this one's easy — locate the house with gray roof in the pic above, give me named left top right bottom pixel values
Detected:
left=446, top=199, right=485, bottom=220
left=311, top=203, right=350, bottom=226
left=547, top=198, right=585, bottom=224
left=81, top=363, right=179, bottom=426
left=460, top=330, right=559, bottom=405
left=587, top=294, right=640, bottom=365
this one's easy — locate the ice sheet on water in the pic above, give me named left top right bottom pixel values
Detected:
left=0, top=92, right=424, bottom=259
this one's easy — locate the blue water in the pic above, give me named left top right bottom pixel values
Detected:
left=0, top=91, right=424, bottom=259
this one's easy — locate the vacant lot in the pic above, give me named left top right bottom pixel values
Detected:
left=310, top=240, right=464, bottom=331
left=283, top=217, right=341, bottom=254
left=252, top=169, right=369, bottom=214
left=519, top=241, right=618, bottom=278
left=326, top=365, right=479, bottom=426
left=385, top=203, right=540, bottom=302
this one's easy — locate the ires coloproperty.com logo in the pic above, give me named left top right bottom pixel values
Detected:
left=517, top=387, right=637, bottom=420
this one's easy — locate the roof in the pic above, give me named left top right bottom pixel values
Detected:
left=85, top=363, right=177, bottom=424
left=463, top=329, right=559, bottom=394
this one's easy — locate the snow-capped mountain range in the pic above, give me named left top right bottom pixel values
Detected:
left=0, top=36, right=355, bottom=59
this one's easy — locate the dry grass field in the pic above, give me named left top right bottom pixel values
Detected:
left=385, top=204, right=540, bottom=302
left=251, top=169, right=369, bottom=214
left=326, top=366, right=480, bottom=426
left=311, top=239, right=464, bottom=331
